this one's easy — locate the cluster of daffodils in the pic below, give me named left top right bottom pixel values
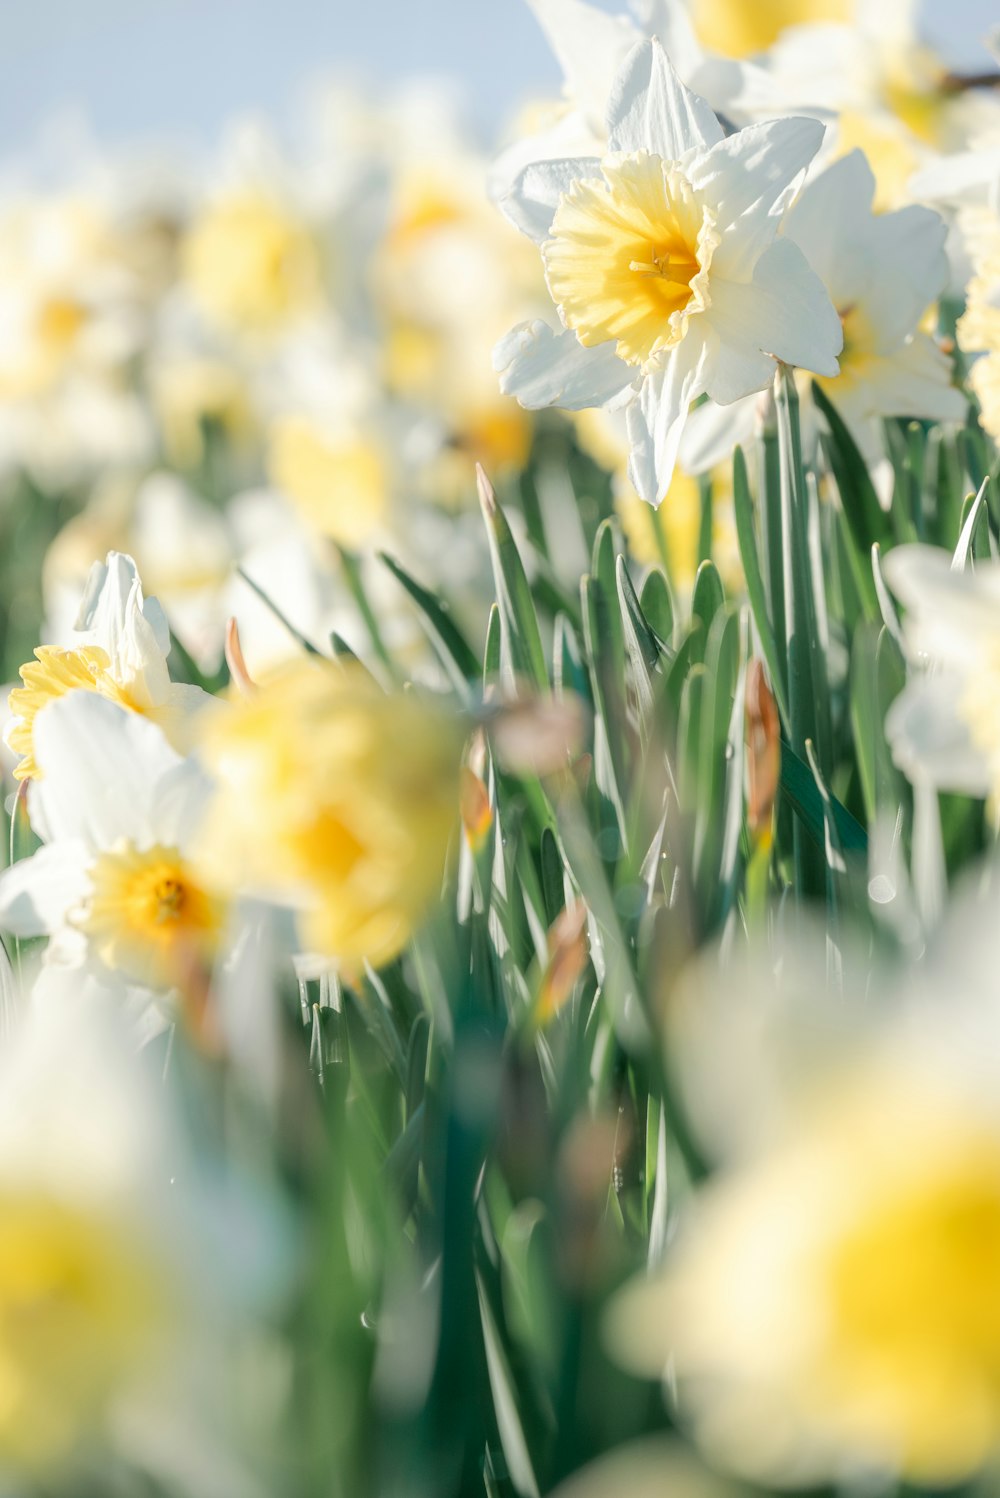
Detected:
left=6, top=1, right=1000, bottom=1495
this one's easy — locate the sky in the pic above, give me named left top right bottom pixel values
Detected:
left=0, top=0, right=996, bottom=158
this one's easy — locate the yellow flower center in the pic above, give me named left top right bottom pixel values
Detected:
left=7, top=647, right=145, bottom=782
left=544, top=153, right=717, bottom=370
left=81, top=842, right=222, bottom=987
left=0, top=1192, right=163, bottom=1471
left=819, top=1143, right=1000, bottom=1479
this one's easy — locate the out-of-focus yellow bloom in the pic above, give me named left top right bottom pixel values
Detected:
left=82, top=842, right=223, bottom=989
left=198, top=660, right=465, bottom=969
left=374, top=153, right=541, bottom=497
left=614, top=1065, right=1000, bottom=1485
left=181, top=191, right=323, bottom=336
left=688, top=0, right=851, bottom=58
left=153, top=356, right=254, bottom=468
left=267, top=416, right=388, bottom=547
left=957, top=210, right=1000, bottom=440
left=0, top=1191, right=165, bottom=1472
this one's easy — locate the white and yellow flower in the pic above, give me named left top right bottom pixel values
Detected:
left=6, top=551, right=210, bottom=785
left=681, top=149, right=964, bottom=471
left=0, top=691, right=220, bottom=992
left=494, top=39, right=842, bottom=505
left=610, top=914, right=1000, bottom=1486
left=882, top=543, right=1000, bottom=801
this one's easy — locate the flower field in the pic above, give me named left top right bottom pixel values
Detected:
left=2, top=0, right=1000, bottom=1493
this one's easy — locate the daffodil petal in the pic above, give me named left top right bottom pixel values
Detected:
left=607, top=37, right=723, bottom=161
left=493, top=320, right=636, bottom=411
left=687, top=116, right=827, bottom=280
left=625, top=335, right=709, bottom=504
left=0, top=842, right=91, bottom=938
left=885, top=674, right=992, bottom=798
left=526, top=0, right=637, bottom=132
left=499, top=156, right=603, bottom=243
left=705, top=238, right=842, bottom=402
left=31, top=691, right=183, bottom=850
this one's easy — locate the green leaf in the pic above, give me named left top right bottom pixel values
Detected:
left=780, top=738, right=868, bottom=856
left=479, top=466, right=549, bottom=692
left=812, top=379, right=892, bottom=551
left=638, top=567, right=674, bottom=647
left=732, top=444, right=790, bottom=730
left=691, top=558, right=724, bottom=639
left=378, top=550, right=479, bottom=695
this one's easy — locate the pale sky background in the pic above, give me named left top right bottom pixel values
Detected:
left=0, top=0, right=996, bottom=158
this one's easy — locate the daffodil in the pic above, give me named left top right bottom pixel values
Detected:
left=6, top=551, right=209, bottom=785
left=494, top=38, right=842, bottom=504
left=610, top=917, right=1000, bottom=1485
left=882, top=543, right=1000, bottom=801
left=0, top=691, right=221, bottom=991
left=197, top=659, right=465, bottom=970
left=681, top=149, right=964, bottom=471
left=0, top=987, right=287, bottom=1482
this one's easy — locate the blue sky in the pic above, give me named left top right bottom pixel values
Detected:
left=0, top=0, right=995, bottom=156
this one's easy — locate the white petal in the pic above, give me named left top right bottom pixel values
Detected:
left=149, top=757, right=214, bottom=853
left=30, top=691, right=183, bottom=850
left=626, top=336, right=709, bottom=504
left=527, top=0, right=638, bottom=130
left=633, top=0, right=705, bottom=76
left=882, top=545, right=1000, bottom=668
left=607, top=37, right=723, bottom=160
left=782, top=149, right=876, bottom=300
left=494, top=320, right=637, bottom=411
left=77, top=551, right=171, bottom=678
left=498, top=156, right=603, bottom=243
left=488, top=117, right=604, bottom=211
left=687, top=116, right=827, bottom=280
left=0, top=842, right=91, bottom=937
left=704, top=237, right=842, bottom=403
left=836, top=336, right=966, bottom=424
left=885, top=674, right=991, bottom=798
left=680, top=391, right=758, bottom=473
left=862, top=206, right=950, bottom=354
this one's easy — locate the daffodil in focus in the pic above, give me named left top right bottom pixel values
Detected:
left=6, top=551, right=209, bottom=784
left=0, top=691, right=220, bottom=991
left=681, top=150, right=964, bottom=472
left=882, top=543, right=1000, bottom=802
left=198, top=659, right=465, bottom=969
left=494, top=39, right=842, bottom=504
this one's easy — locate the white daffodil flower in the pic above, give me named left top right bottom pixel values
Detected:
left=882, top=544, right=1000, bottom=802
left=0, top=691, right=221, bottom=992
left=6, top=550, right=210, bottom=789
left=494, top=38, right=842, bottom=504
left=0, top=988, right=287, bottom=1485
left=681, top=150, right=964, bottom=472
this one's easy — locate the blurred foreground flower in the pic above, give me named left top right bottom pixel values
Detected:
left=198, top=659, right=466, bottom=969
left=0, top=991, right=284, bottom=1484
left=883, top=542, right=1000, bottom=800
left=611, top=923, right=1000, bottom=1486
left=494, top=38, right=841, bottom=502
